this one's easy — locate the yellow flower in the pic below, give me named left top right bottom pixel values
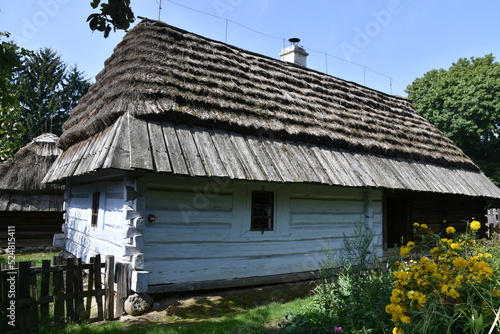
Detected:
left=446, top=226, right=456, bottom=234
left=392, top=327, right=404, bottom=334
left=400, top=246, right=410, bottom=257
left=450, top=243, right=461, bottom=250
left=470, top=220, right=481, bottom=231
left=430, top=247, right=440, bottom=255
left=400, top=315, right=411, bottom=324
left=413, top=222, right=420, bottom=227
left=420, top=223, right=428, bottom=229
left=453, top=257, right=468, bottom=270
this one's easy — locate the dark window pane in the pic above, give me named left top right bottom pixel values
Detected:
left=251, top=191, right=274, bottom=231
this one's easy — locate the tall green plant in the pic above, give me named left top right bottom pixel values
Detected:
left=284, top=223, right=394, bottom=333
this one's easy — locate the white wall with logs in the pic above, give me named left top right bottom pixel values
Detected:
left=62, top=173, right=382, bottom=292
left=139, top=174, right=383, bottom=292
left=63, top=177, right=143, bottom=268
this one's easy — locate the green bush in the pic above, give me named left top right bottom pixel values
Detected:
left=283, top=224, right=394, bottom=333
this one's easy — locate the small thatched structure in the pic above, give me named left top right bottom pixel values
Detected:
left=43, top=20, right=500, bottom=293
left=0, top=133, right=64, bottom=247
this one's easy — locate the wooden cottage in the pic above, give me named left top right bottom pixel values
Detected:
left=1, top=133, right=64, bottom=247
left=44, top=19, right=500, bottom=293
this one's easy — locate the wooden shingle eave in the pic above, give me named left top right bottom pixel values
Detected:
left=46, top=115, right=500, bottom=199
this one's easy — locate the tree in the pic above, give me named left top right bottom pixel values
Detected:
left=0, top=32, right=30, bottom=160
left=14, top=48, right=91, bottom=145
left=88, top=0, right=135, bottom=38
left=406, top=54, right=500, bottom=186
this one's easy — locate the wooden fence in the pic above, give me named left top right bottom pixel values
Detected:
left=0, top=255, right=130, bottom=334
left=487, top=208, right=500, bottom=237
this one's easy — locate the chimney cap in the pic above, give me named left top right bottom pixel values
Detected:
left=288, top=37, right=301, bottom=45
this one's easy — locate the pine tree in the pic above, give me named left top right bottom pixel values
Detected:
left=15, top=48, right=91, bottom=144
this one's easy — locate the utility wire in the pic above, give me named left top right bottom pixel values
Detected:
left=164, top=0, right=393, bottom=94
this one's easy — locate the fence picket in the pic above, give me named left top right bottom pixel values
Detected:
left=65, top=258, right=75, bottom=322
left=104, top=255, right=115, bottom=320
left=40, top=260, right=50, bottom=327
left=28, top=264, right=38, bottom=329
left=74, top=258, right=84, bottom=322
left=18, top=262, right=31, bottom=333
left=0, top=254, right=122, bottom=333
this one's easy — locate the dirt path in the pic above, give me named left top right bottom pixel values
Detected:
left=117, top=280, right=317, bottom=328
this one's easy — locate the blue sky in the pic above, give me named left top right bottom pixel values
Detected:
left=2, top=0, right=500, bottom=97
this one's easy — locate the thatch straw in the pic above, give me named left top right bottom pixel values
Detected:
left=0, top=134, right=63, bottom=193
left=59, top=19, right=477, bottom=170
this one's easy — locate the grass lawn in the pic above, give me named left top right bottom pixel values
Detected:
left=41, top=296, right=313, bottom=334
left=0, top=249, right=61, bottom=266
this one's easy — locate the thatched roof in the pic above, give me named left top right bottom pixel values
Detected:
left=59, top=19, right=473, bottom=169
left=44, top=20, right=500, bottom=199
left=0, top=133, right=63, bottom=193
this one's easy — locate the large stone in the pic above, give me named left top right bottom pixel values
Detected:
left=124, top=293, right=153, bottom=316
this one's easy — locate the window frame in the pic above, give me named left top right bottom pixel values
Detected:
left=91, top=191, right=100, bottom=227
left=250, top=190, right=275, bottom=232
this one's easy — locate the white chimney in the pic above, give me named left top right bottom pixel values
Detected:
left=279, top=38, right=309, bottom=67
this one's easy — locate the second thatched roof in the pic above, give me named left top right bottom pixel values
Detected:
left=0, top=133, right=63, bottom=193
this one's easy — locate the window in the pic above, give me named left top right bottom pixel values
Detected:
left=251, top=191, right=274, bottom=232
left=91, top=192, right=100, bottom=227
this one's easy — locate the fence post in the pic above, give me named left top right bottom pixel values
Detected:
left=104, top=255, right=115, bottom=320
left=93, top=254, right=104, bottom=321
left=40, top=260, right=51, bottom=327
left=18, top=261, right=32, bottom=333
left=65, top=258, right=75, bottom=322
left=115, top=263, right=130, bottom=318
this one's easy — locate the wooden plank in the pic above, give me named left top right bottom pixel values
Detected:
left=297, top=144, right=331, bottom=184
left=284, top=141, right=319, bottom=183
left=84, top=130, right=108, bottom=175
left=52, top=266, right=65, bottom=324
left=74, top=135, right=100, bottom=176
left=229, top=134, right=266, bottom=180
left=104, top=114, right=132, bottom=170
left=94, top=254, right=104, bottom=321
left=40, top=260, right=51, bottom=326
left=245, top=136, right=282, bottom=182
left=18, top=261, right=31, bottom=333
left=104, top=255, right=115, bottom=320
left=93, top=118, right=122, bottom=170
left=192, top=128, right=229, bottom=177
left=129, top=116, right=154, bottom=170
left=143, top=238, right=333, bottom=260
left=147, top=120, right=173, bottom=173
left=74, top=258, right=84, bottom=322
left=85, top=256, right=95, bottom=320
left=322, top=148, right=362, bottom=186
left=163, top=122, right=189, bottom=175
left=210, top=129, right=247, bottom=179
left=65, top=258, right=75, bottom=322
left=29, top=262, right=39, bottom=329
left=145, top=253, right=327, bottom=285
left=115, top=263, right=130, bottom=318
left=260, top=138, right=294, bottom=182
left=175, top=126, right=207, bottom=176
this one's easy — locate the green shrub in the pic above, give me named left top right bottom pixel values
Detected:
left=283, top=223, right=394, bottom=333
